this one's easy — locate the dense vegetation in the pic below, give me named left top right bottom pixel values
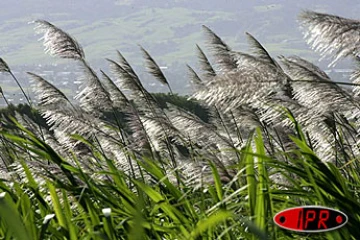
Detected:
left=1, top=10, right=360, bottom=239
left=0, top=93, right=209, bottom=131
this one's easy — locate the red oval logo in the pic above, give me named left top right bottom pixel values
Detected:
left=274, top=206, right=348, bottom=233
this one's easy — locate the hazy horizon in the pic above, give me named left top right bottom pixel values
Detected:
left=1, top=0, right=359, bottom=67
left=0, top=0, right=358, bottom=102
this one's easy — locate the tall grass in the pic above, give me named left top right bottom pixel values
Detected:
left=0, top=10, right=360, bottom=239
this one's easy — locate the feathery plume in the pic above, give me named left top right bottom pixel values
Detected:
left=139, top=46, right=173, bottom=93
left=350, top=58, right=360, bottom=97
left=299, top=10, right=360, bottom=66
left=193, top=63, right=285, bottom=114
left=245, top=32, right=278, bottom=67
left=351, top=68, right=360, bottom=97
left=100, top=70, right=129, bottom=108
left=0, top=58, right=10, bottom=73
left=129, top=113, right=178, bottom=154
left=280, top=55, right=356, bottom=115
left=74, top=61, right=113, bottom=113
left=32, top=20, right=85, bottom=60
left=195, top=44, right=216, bottom=81
left=116, top=50, right=139, bottom=82
left=107, top=58, right=143, bottom=95
left=186, top=64, right=203, bottom=90
left=202, top=25, right=237, bottom=72
left=166, top=105, right=233, bottom=150
left=282, top=55, right=330, bottom=79
left=42, top=104, right=120, bottom=155
left=114, top=50, right=160, bottom=103
left=232, top=51, right=283, bottom=78
left=28, top=72, right=70, bottom=107
left=107, top=58, right=156, bottom=106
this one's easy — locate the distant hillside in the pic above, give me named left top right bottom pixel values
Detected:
left=1, top=0, right=360, bottom=68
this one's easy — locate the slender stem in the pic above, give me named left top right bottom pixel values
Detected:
left=8, top=71, right=46, bottom=145
left=9, top=71, right=31, bottom=106
left=290, top=79, right=360, bottom=87
left=0, top=92, right=9, bottom=106
left=166, top=82, right=173, bottom=95
left=255, top=78, right=360, bottom=87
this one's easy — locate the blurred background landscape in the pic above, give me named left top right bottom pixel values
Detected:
left=0, top=0, right=358, bottom=104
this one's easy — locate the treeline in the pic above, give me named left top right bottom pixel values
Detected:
left=0, top=93, right=210, bottom=130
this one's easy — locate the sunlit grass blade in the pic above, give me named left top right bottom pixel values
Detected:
left=209, top=160, right=224, bottom=202
left=132, top=179, right=191, bottom=238
left=0, top=192, right=31, bottom=240
left=190, top=210, right=233, bottom=239
left=62, top=189, right=78, bottom=240
left=47, top=181, right=67, bottom=229
left=245, top=140, right=256, bottom=217
left=254, top=128, right=268, bottom=232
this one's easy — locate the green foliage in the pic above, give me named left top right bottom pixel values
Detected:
left=0, top=117, right=359, bottom=239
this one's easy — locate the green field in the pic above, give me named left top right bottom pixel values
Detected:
left=0, top=5, right=314, bottom=67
